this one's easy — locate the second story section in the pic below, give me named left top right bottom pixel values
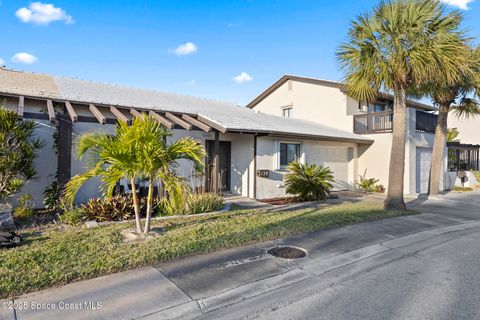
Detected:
left=247, top=75, right=437, bottom=135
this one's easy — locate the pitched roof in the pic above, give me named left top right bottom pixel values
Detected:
left=246, top=74, right=436, bottom=111
left=0, top=68, right=373, bottom=144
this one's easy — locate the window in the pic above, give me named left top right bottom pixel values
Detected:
left=280, top=143, right=300, bottom=167
left=282, top=107, right=292, bottom=118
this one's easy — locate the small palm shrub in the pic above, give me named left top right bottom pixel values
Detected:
left=285, top=162, right=334, bottom=201
left=43, top=181, right=60, bottom=211
left=356, top=171, right=385, bottom=193
left=79, top=195, right=148, bottom=222
left=13, top=193, right=35, bottom=220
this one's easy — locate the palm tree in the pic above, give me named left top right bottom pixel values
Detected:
left=424, top=47, right=480, bottom=196
left=337, top=0, right=468, bottom=210
left=65, top=115, right=206, bottom=236
left=132, top=116, right=205, bottom=235
left=446, top=128, right=460, bottom=142
left=64, top=120, right=144, bottom=233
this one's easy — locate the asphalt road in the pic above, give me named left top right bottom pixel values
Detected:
left=201, top=221, right=480, bottom=320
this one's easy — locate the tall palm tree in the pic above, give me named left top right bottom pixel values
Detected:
left=425, top=47, right=480, bottom=196
left=132, top=116, right=205, bottom=234
left=337, top=0, right=468, bottom=210
left=64, top=120, right=144, bottom=233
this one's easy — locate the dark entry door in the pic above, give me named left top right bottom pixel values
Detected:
left=206, top=141, right=231, bottom=192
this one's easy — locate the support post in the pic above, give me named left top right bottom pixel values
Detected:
left=57, top=114, right=73, bottom=192
left=213, top=130, right=220, bottom=194
left=253, top=134, right=257, bottom=199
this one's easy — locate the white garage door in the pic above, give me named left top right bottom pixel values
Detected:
left=416, top=147, right=433, bottom=194
left=306, top=147, right=350, bottom=190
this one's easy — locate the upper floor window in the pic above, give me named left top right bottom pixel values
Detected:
left=282, top=107, right=293, bottom=118
left=280, top=143, right=300, bottom=168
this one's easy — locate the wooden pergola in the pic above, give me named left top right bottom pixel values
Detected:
left=6, top=93, right=227, bottom=194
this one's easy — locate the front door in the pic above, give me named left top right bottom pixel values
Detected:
left=206, top=141, right=231, bottom=192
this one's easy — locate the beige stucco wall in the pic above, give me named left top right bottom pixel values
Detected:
left=448, top=115, right=480, bottom=145
left=252, top=80, right=354, bottom=132
left=255, top=136, right=358, bottom=199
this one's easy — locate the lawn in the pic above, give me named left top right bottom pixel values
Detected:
left=0, top=202, right=415, bottom=299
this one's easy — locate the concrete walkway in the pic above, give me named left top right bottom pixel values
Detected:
left=2, top=195, right=480, bottom=320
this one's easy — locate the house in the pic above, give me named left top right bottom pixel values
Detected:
left=0, top=69, right=373, bottom=207
left=246, top=75, right=442, bottom=195
left=446, top=116, right=480, bottom=188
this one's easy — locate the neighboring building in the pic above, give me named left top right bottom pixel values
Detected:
left=448, top=116, right=479, bottom=145
left=0, top=69, right=373, bottom=207
left=247, top=75, right=441, bottom=195
left=446, top=116, right=480, bottom=188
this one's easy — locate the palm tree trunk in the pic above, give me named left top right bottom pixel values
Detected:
left=130, top=177, right=142, bottom=233
left=384, top=86, right=407, bottom=211
left=429, top=103, right=450, bottom=196
left=144, top=178, right=154, bottom=235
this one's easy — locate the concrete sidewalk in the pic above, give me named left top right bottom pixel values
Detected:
left=2, top=197, right=479, bottom=320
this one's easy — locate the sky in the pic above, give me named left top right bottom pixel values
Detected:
left=0, top=0, right=479, bottom=105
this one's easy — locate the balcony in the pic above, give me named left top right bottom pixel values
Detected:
left=353, top=110, right=437, bottom=135
left=353, top=111, right=393, bottom=134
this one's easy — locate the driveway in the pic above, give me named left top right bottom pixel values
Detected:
left=3, top=195, right=480, bottom=320
left=431, top=190, right=480, bottom=207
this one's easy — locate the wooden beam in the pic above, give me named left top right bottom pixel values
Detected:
left=89, top=104, right=106, bottom=124
left=110, top=106, right=129, bottom=123
left=197, top=115, right=227, bottom=133
left=46, top=99, right=56, bottom=123
left=17, top=96, right=24, bottom=118
left=130, top=108, right=143, bottom=118
left=149, top=111, right=174, bottom=129
left=64, top=101, right=78, bottom=123
left=182, top=114, right=211, bottom=132
left=57, top=115, right=73, bottom=190
left=165, top=112, right=192, bottom=130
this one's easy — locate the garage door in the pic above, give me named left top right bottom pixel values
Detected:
left=306, top=147, right=350, bottom=190
left=416, top=147, right=432, bottom=194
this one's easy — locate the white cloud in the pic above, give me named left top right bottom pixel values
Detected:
left=15, top=2, right=74, bottom=25
left=12, top=52, right=38, bottom=64
left=228, top=22, right=243, bottom=27
left=0, top=58, right=4, bottom=66
left=172, top=42, right=198, bottom=56
left=232, top=72, right=253, bottom=84
left=440, top=0, right=474, bottom=10
left=186, top=80, right=196, bottom=86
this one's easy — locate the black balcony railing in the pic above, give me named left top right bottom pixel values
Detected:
left=353, top=110, right=438, bottom=135
left=353, top=111, right=393, bottom=134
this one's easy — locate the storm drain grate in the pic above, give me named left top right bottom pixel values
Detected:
left=267, top=246, right=307, bottom=259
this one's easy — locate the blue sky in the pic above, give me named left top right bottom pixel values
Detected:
left=1, top=0, right=479, bottom=105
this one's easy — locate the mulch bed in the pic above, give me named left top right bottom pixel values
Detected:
left=259, top=197, right=302, bottom=205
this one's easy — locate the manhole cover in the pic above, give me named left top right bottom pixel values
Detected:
left=267, top=246, right=307, bottom=259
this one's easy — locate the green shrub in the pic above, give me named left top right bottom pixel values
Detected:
left=356, top=171, right=384, bottom=193
left=156, top=193, right=224, bottom=216
left=285, top=162, right=334, bottom=201
left=43, top=181, right=60, bottom=210
left=187, top=193, right=224, bottom=214
left=13, top=193, right=34, bottom=220
left=472, top=171, right=480, bottom=183
left=79, top=195, right=147, bottom=222
left=59, top=208, right=86, bottom=226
